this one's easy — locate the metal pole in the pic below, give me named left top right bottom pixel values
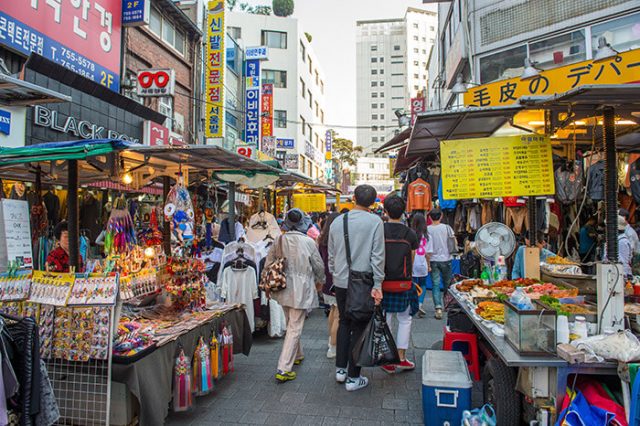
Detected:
left=162, top=176, right=171, bottom=256
left=528, top=196, right=537, bottom=246
left=228, top=182, right=236, bottom=240
left=272, top=188, right=277, bottom=215
left=68, top=160, right=79, bottom=269
left=603, top=106, right=618, bottom=261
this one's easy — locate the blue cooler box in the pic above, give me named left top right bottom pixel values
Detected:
left=421, top=350, right=472, bottom=426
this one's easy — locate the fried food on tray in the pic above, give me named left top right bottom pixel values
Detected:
left=476, top=301, right=505, bottom=324
left=546, top=255, right=577, bottom=265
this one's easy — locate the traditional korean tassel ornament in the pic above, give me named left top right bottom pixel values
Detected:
left=210, top=334, right=220, bottom=380
left=172, top=348, right=193, bottom=412
left=192, top=337, right=213, bottom=396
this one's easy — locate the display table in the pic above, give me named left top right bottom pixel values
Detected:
left=111, top=307, right=252, bottom=426
left=448, top=287, right=618, bottom=412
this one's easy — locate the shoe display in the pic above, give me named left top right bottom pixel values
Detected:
left=435, top=308, right=443, bottom=320
left=294, top=356, right=304, bottom=365
left=336, top=368, right=347, bottom=383
left=380, top=364, right=396, bottom=374
left=327, top=345, right=336, bottom=359
left=345, top=376, right=369, bottom=391
left=396, top=359, right=416, bottom=371
left=275, top=370, right=297, bottom=382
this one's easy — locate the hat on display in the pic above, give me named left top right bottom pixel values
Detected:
left=618, top=215, right=628, bottom=231
left=282, top=208, right=312, bottom=233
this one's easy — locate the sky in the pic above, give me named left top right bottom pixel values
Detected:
left=241, top=0, right=437, bottom=142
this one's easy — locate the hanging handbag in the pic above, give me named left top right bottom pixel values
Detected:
left=343, top=213, right=375, bottom=322
left=446, top=224, right=459, bottom=255
left=259, top=235, right=287, bottom=292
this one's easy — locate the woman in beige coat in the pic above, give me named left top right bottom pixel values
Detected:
left=267, top=208, right=325, bottom=382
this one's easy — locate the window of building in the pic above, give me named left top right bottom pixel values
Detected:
left=372, top=125, right=378, bottom=131
left=315, top=101, right=319, bottom=117
left=380, top=81, right=384, bottom=87
left=301, top=157, right=306, bottom=173
left=414, top=48, right=419, bottom=53
left=380, top=114, right=385, bottom=120
left=413, top=36, right=419, bottom=41
left=261, top=30, right=287, bottom=49
left=479, top=45, right=527, bottom=83
left=320, top=80, right=324, bottom=94
left=422, top=49, right=426, bottom=53
left=371, top=57, right=378, bottom=63
left=372, top=114, right=378, bottom=119
left=379, top=57, right=384, bottom=63
left=300, top=40, right=306, bottom=61
left=149, top=7, right=185, bottom=55
left=371, top=69, right=378, bottom=75
left=372, top=137, right=378, bottom=142
left=530, top=30, right=586, bottom=70
left=320, top=109, right=324, bottom=124
left=314, top=70, right=319, bottom=85
left=413, top=85, right=419, bottom=90
left=274, top=110, right=287, bottom=128
left=159, top=96, right=173, bottom=131
left=414, top=60, right=419, bottom=66
left=380, top=125, right=385, bottom=130
left=372, top=92, right=378, bottom=98
left=414, top=73, right=419, bottom=78
left=430, top=26, right=435, bottom=31
left=430, top=38, right=435, bottom=43
left=300, top=78, right=306, bottom=97
left=308, top=160, right=313, bottom=176
left=413, top=23, right=419, bottom=29
left=394, top=45, right=401, bottom=51
left=300, top=116, right=306, bottom=135
left=371, top=81, right=378, bottom=87
left=262, top=69, right=287, bottom=88
left=380, top=92, right=384, bottom=97
left=380, top=103, right=385, bottom=108
left=371, top=103, right=378, bottom=109
left=380, top=69, right=384, bottom=74
left=592, top=12, right=640, bottom=54
left=371, top=44, right=378, bottom=51
left=308, top=57, right=313, bottom=74
left=229, top=26, right=241, bottom=39
left=307, top=123, right=312, bottom=136
left=308, top=90, right=313, bottom=108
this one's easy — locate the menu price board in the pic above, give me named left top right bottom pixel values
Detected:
left=441, top=135, right=554, bottom=200
left=292, top=194, right=326, bottom=213
left=0, top=199, right=33, bottom=269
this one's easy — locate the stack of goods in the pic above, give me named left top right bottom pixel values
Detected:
left=119, top=268, right=159, bottom=301
left=113, top=319, right=156, bottom=359
left=165, top=257, right=206, bottom=311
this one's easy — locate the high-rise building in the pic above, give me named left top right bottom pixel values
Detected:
left=356, top=7, right=437, bottom=154
left=227, top=12, right=329, bottom=181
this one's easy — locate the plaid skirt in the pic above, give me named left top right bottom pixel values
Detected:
left=382, top=285, right=419, bottom=315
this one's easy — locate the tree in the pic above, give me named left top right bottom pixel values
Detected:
left=239, top=3, right=272, bottom=14
left=305, top=32, right=312, bottom=43
left=333, top=137, right=363, bottom=169
left=272, top=0, right=294, bottom=17
left=227, top=0, right=238, bottom=11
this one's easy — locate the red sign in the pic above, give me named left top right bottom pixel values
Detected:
left=236, top=144, right=255, bottom=158
left=410, top=97, right=426, bottom=126
left=136, top=69, right=175, bottom=96
left=1, top=0, right=122, bottom=91
left=143, top=120, right=169, bottom=146
left=261, top=83, right=273, bottom=137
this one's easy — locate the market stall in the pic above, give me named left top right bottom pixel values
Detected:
left=403, top=84, right=640, bottom=424
left=0, top=140, right=283, bottom=425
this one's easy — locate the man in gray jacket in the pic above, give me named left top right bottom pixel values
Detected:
left=328, top=185, right=385, bottom=391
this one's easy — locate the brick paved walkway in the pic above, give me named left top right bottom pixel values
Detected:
left=166, top=302, right=450, bottom=425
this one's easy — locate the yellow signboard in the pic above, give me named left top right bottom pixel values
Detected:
left=441, top=135, right=554, bottom=199
left=464, top=49, right=640, bottom=107
left=205, top=0, right=224, bottom=138
left=292, top=193, right=327, bottom=213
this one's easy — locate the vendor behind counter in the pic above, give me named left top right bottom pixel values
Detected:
left=46, top=221, right=84, bottom=273
left=512, top=231, right=555, bottom=279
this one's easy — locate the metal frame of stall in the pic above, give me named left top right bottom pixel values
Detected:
left=405, top=84, right=640, bottom=424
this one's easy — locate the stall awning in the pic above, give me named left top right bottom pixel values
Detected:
left=374, top=127, right=412, bottom=154
left=0, top=139, right=135, bottom=165
left=406, top=105, right=524, bottom=156
left=0, top=72, right=71, bottom=106
left=393, top=145, right=421, bottom=175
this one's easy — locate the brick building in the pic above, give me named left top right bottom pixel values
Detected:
left=122, top=0, right=202, bottom=144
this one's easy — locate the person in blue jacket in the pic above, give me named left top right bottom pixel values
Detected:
left=511, top=231, right=555, bottom=279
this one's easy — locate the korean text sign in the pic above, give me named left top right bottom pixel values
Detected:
left=205, top=0, right=224, bottom=138
left=0, top=0, right=122, bottom=91
left=441, top=135, right=555, bottom=199
left=245, top=59, right=260, bottom=146
left=410, top=97, right=426, bottom=125
left=261, top=83, right=273, bottom=137
left=464, top=49, right=640, bottom=107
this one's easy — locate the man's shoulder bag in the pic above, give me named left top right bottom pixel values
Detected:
left=344, top=213, right=375, bottom=322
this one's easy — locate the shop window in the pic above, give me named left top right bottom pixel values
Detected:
left=158, top=96, right=173, bottom=131
left=479, top=45, right=527, bottom=83
left=530, top=30, right=585, bottom=70
left=263, top=69, right=287, bottom=88
left=262, top=30, right=287, bottom=49
left=275, top=110, right=287, bottom=128
left=592, top=12, right=640, bottom=55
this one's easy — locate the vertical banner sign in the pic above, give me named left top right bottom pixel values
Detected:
left=261, top=83, right=273, bottom=137
left=410, top=97, right=426, bottom=126
left=441, top=135, right=555, bottom=199
left=245, top=59, right=261, bottom=148
left=0, top=0, right=122, bottom=91
left=325, top=130, right=333, bottom=181
left=205, top=0, right=224, bottom=138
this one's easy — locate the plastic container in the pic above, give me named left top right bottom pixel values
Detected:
left=573, top=316, right=588, bottom=340
left=557, top=316, right=570, bottom=344
left=422, top=350, right=472, bottom=426
left=510, top=287, right=534, bottom=310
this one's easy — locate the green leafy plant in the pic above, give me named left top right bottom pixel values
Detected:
left=272, top=0, right=294, bottom=17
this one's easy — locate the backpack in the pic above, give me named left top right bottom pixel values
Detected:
left=382, top=223, right=413, bottom=293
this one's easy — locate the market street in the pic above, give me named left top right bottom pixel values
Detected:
left=166, top=305, right=475, bottom=425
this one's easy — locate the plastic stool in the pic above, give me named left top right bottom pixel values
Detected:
left=443, top=328, right=480, bottom=381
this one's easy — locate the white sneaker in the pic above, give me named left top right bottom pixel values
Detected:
left=345, top=376, right=369, bottom=391
left=335, top=368, right=347, bottom=383
left=327, top=345, right=336, bottom=359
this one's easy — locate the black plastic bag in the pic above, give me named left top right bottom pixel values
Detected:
left=352, top=306, right=400, bottom=367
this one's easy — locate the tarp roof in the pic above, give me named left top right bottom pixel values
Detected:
left=374, top=127, right=412, bottom=154
left=407, top=105, right=523, bottom=156
left=0, top=72, right=71, bottom=106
